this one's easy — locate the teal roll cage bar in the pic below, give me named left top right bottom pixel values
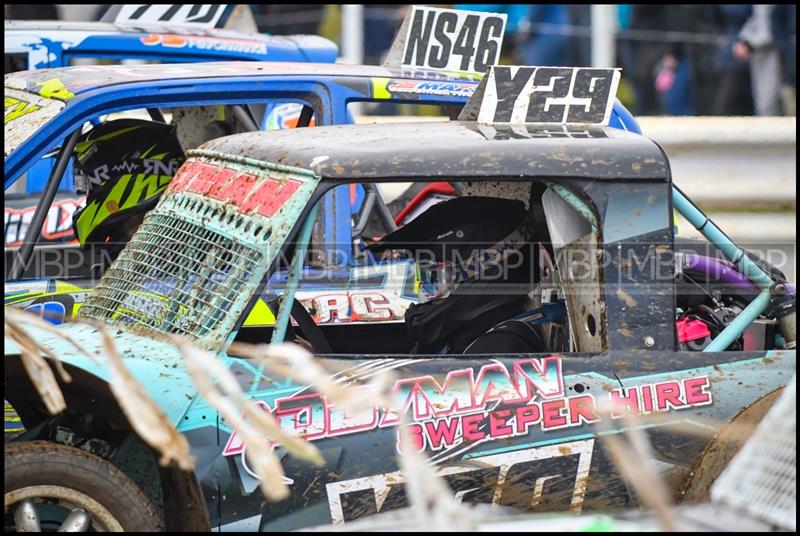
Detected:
left=271, top=204, right=320, bottom=345
left=670, top=186, right=779, bottom=351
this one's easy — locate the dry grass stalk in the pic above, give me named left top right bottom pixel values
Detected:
left=87, top=321, right=196, bottom=471
left=594, top=398, right=677, bottom=531
left=5, top=307, right=94, bottom=374
left=228, top=342, right=393, bottom=416
left=5, top=307, right=95, bottom=384
left=396, top=416, right=471, bottom=532
left=4, top=313, right=68, bottom=414
left=6, top=309, right=194, bottom=470
left=172, top=338, right=325, bottom=501
left=231, top=341, right=468, bottom=523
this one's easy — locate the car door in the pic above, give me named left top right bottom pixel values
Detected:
left=215, top=348, right=793, bottom=530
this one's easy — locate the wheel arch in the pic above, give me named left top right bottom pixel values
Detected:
left=679, top=386, right=785, bottom=503
left=4, top=354, right=211, bottom=532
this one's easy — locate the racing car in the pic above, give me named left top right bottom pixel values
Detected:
left=4, top=19, right=336, bottom=78
left=1, top=61, right=474, bottom=323
left=4, top=63, right=794, bottom=531
left=5, top=16, right=339, bottom=195
left=2, top=5, right=525, bottom=439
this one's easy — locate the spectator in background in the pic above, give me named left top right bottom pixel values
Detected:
left=627, top=6, right=671, bottom=115
left=518, top=5, right=572, bottom=66
left=736, top=5, right=783, bottom=115
left=653, top=7, right=696, bottom=116
left=680, top=5, right=720, bottom=115
left=654, top=52, right=695, bottom=115
left=772, top=4, right=796, bottom=115
left=565, top=5, right=591, bottom=67
left=710, top=5, right=755, bottom=116
left=627, top=6, right=695, bottom=115
left=363, top=5, right=404, bottom=65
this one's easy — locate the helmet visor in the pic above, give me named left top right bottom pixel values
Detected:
left=415, top=260, right=458, bottom=303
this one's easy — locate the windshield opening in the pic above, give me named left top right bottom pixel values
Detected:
left=77, top=153, right=320, bottom=344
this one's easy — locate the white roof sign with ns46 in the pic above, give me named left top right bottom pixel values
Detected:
left=384, top=6, right=507, bottom=75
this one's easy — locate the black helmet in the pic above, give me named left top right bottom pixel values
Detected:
left=370, top=195, right=526, bottom=263
left=370, top=196, right=538, bottom=353
left=72, top=119, right=185, bottom=247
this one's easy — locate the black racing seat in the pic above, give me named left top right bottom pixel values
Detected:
left=462, top=318, right=549, bottom=354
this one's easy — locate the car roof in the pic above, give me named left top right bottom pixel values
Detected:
left=4, top=20, right=337, bottom=64
left=199, top=121, right=669, bottom=181
left=4, top=61, right=479, bottom=103
left=6, top=19, right=305, bottom=44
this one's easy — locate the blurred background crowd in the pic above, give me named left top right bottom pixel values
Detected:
left=7, top=4, right=797, bottom=117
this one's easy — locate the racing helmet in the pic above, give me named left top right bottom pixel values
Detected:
left=370, top=196, right=538, bottom=353
left=371, top=196, right=530, bottom=299
left=71, top=118, right=185, bottom=247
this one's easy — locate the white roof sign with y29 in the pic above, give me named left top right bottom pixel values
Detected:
left=468, top=66, right=621, bottom=125
left=385, top=6, right=506, bottom=74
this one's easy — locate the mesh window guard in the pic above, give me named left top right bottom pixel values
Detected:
left=78, top=151, right=320, bottom=342
left=79, top=211, right=262, bottom=339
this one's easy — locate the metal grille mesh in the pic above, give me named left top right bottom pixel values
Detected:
left=711, top=375, right=796, bottom=530
left=79, top=209, right=262, bottom=339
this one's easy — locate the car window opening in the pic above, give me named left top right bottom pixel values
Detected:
left=242, top=178, right=601, bottom=358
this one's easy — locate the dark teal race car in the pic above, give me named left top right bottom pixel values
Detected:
left=4, top=60, right=794, bottom=531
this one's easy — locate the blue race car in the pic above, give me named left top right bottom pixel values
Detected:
left=4, top=20, right=336, bottom=75
left=5, top=18, right=339, bottom=194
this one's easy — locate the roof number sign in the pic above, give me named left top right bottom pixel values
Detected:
left=385, top=6, right=506, bottom=74
left=464, top=66, right=621, bottom=125
left=112, top=5, right=233, bottom=28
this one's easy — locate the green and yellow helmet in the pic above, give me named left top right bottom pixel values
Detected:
left=72, top=118, right=185, bottom=246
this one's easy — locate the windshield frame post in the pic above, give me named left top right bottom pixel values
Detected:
left=271, top=203, right=320, bottom=345
left=9, top=128, right=82, bottom=281
left=365, top=183, right=397, bottom=233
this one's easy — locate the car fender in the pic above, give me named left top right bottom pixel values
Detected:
left=4, top=321, right=196, bottom=426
